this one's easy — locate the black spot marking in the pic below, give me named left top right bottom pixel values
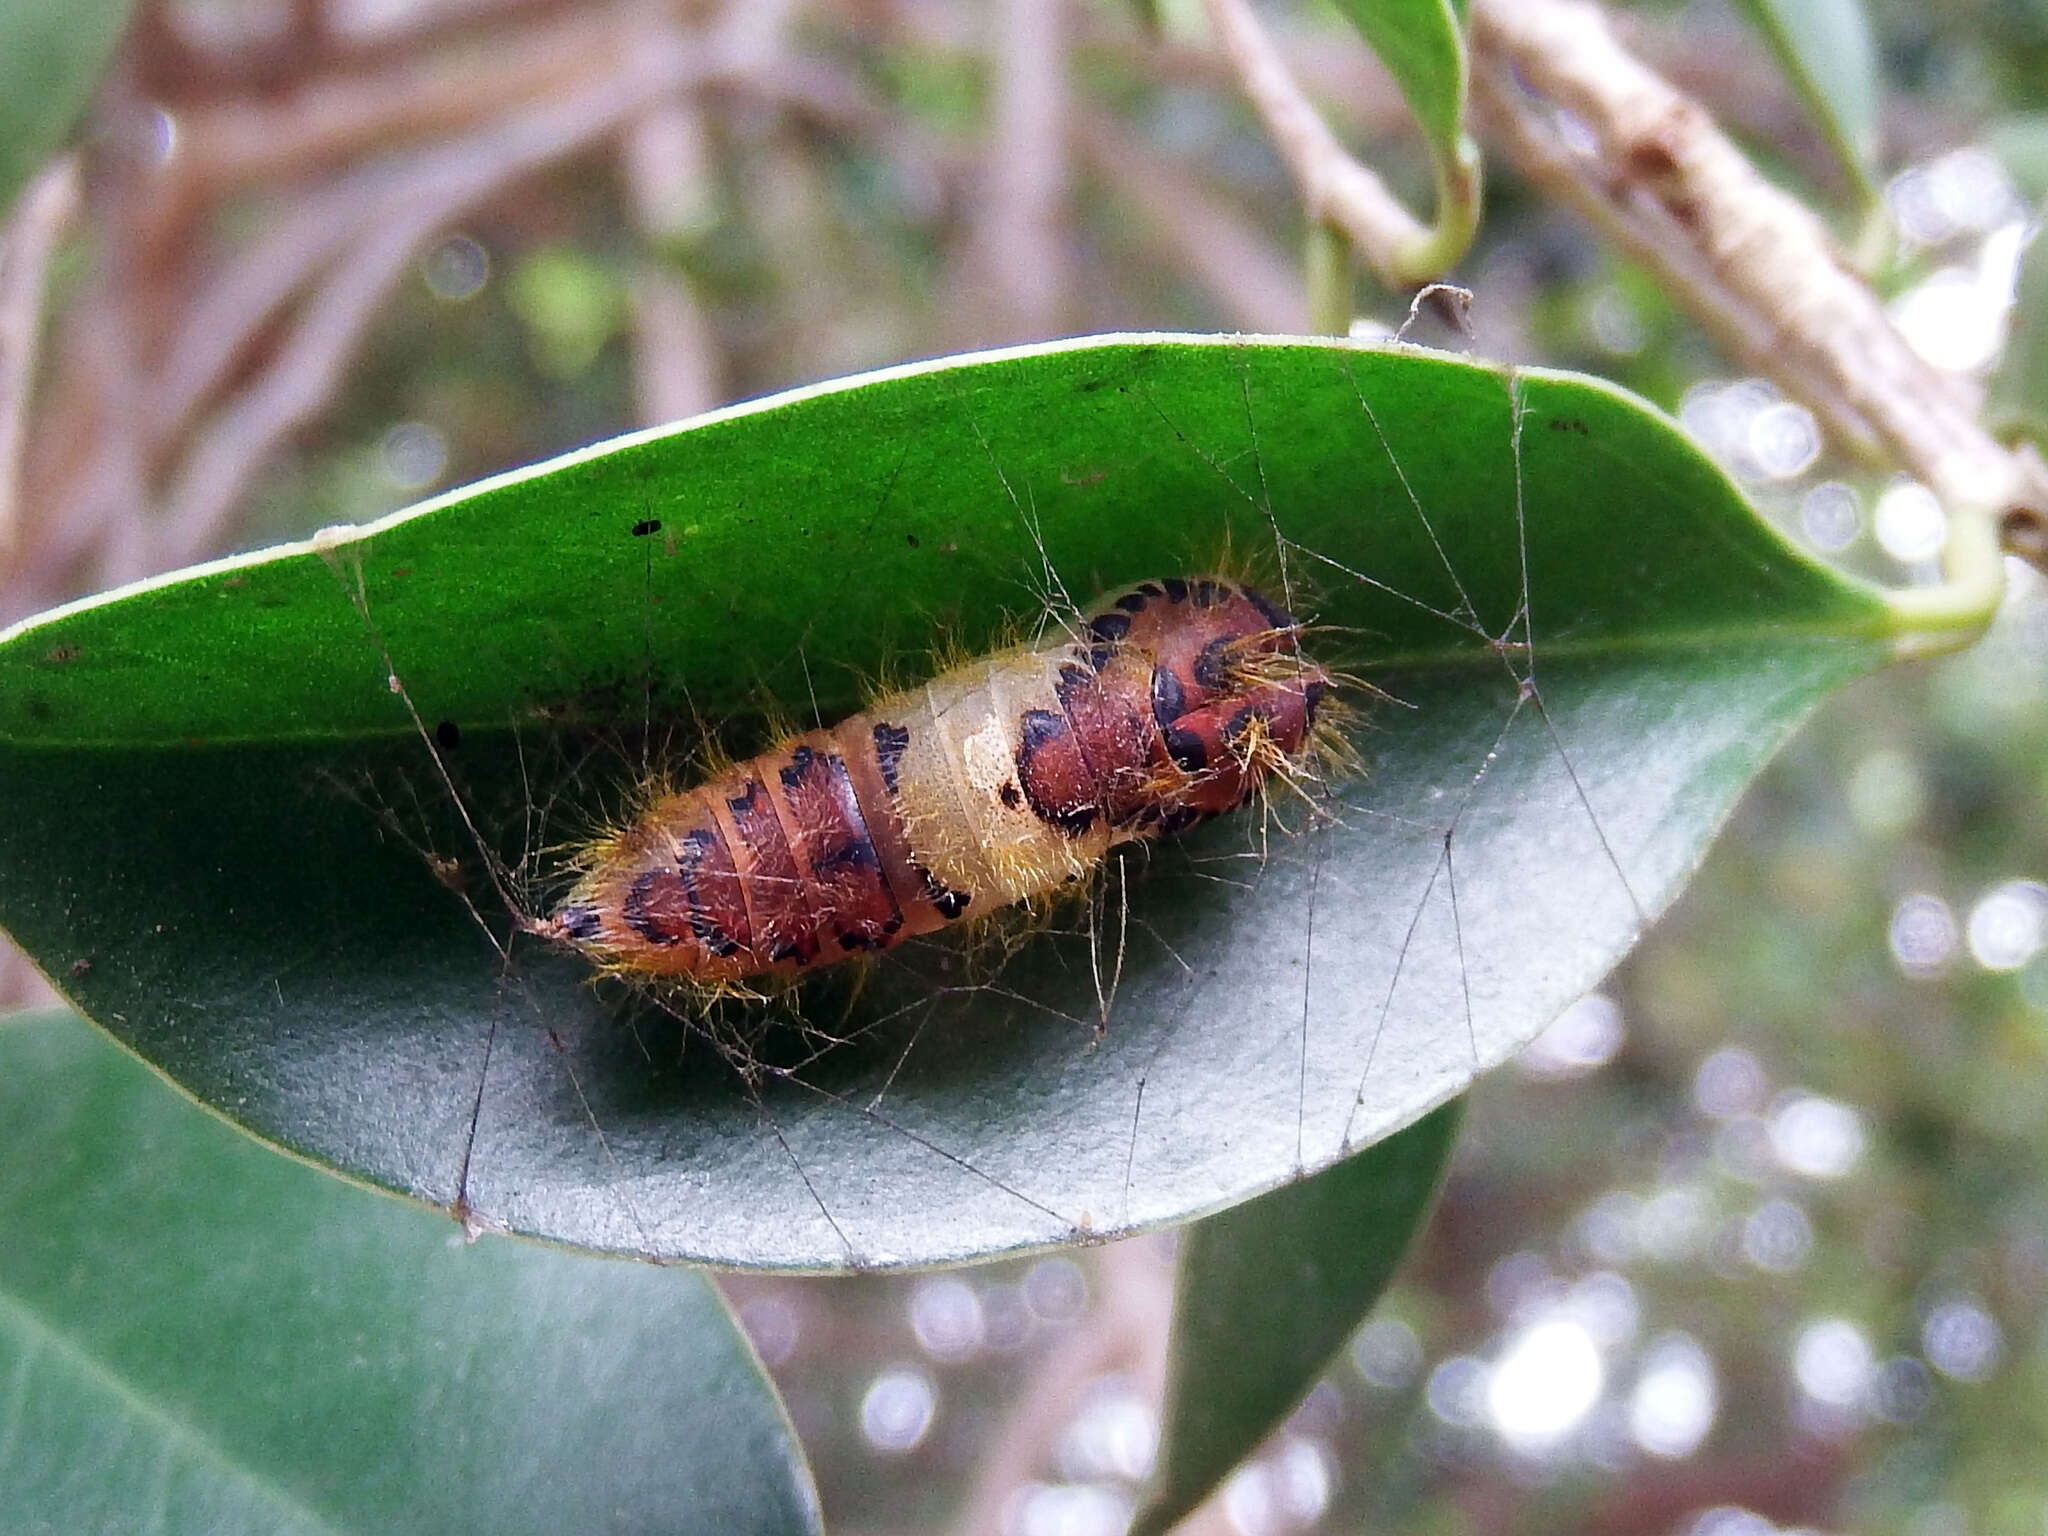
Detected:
left=1162, top=577, right=1189, bottom=603
left=557, top=903, right=603, bottom=940
left=837, top=930, right=884, bottom=952
left=1016, top=709, right=1100, bottom=836
left=676, top=829, right=742, bottom=956
left=999, top=781, right=1023, bottom=809
left=1019, top=709, right=1068, bottom=756
left=1304, top=680, right=1328, bottom=719
left=727, top=780, right=767, bottom=819
left=434, top=719, right=461, bottom=750
left=1086, top=644, right=1115, bottom=674
left=1165, top=726, right=1207, bottom=774
left=1190, top=578, right=1221, bottom=609
left=631, top=518, right=662, bottom=537
left=1240, top=582, right=1297, bottom=633
left=1088, top=611, right=1132, bottom=644
left=1137, top=581, right=1165, bottom=599
left=1193, top=636, right=1236, bottom=691
left=905, top=532, right=920, bottom=548
left=1150, top=665, right=1185, bottom=729
left=815, top=836, right=879, bottom=873
left=920, top=867, right=972, bottom=919
left=778, top=744, right=816, bottom=790
left=1114, top=592, right=1149, bottom=614
left=873, top=722, right=911, bottom=794
left=624, top=872, right=680, bottom=947
left=1057, top=663, right=1095, bottom=701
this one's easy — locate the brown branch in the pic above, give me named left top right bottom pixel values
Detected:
left=153, top=5, right=648, bottom=449
left=1468, top=0, right=2048, bottom=559
left=1198, top=0, right=1430, bottom=289
left=0, top=158, right=80, bottom=569
left=943, top=1238, right=1174, bottom=1536
left=622, top=99, right=722, bottom=425
left=970, top=0, right=1069, bottom=343
left=150, top=24, right=722, bottom=574
left=1072, top=107, right=1304, bottom=335
left=169, top=3, right=633, bottom=194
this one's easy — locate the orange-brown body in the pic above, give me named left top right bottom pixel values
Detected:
left=546, top=577, right=1332, bottom=986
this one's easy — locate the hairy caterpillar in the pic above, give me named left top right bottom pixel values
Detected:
left=539, top=575, right=1339, bottom=989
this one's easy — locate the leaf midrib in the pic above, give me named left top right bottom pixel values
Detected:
left=0, top=1287, right=352, bottom=1536
left=0, top=610, right=1894, bottom=752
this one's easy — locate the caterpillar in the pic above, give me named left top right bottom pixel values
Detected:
left=540, top=575, right=1340, bottom=989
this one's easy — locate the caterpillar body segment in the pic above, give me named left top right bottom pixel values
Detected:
left=546, top=576, right=1336, bottom=987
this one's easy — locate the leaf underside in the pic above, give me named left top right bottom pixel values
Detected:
left=0, top=335, right=1891, bottom=1269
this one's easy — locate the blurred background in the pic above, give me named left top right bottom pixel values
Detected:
left=3, top=0, right=2047, bottom=1532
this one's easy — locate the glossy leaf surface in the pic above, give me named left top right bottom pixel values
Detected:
left=1134, top=1099, right=1463, bottom=1536
left=0, top=1007, right=821, bottom=1534
left=0, top=334, right=1899, bottom=1268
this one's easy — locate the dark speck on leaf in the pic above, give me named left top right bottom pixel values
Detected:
left=632, top=518, right=663, bottom=537
left=435, top=719, right=461, bottom=750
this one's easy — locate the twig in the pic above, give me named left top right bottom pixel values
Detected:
left=622, top=98, right=722, bottom=425
left=151, top=25, right=716, bottom=572
left=154, top=6, right=642, bottom=449
left=973, top=0, right=1068, bottom=342
left=0, top=157, right=80, bottom=569
left=171, top=3, right=630, bottom=194
left=1198, top=0, right=1431, bottom=290
left=1468, top=0, right=2048, bottom=578
left=943, top=1237, right=1174, bottom=1536
left=1072, top=107, right=1303, bottom=334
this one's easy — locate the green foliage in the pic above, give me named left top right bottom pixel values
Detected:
left=1730, top=0, right=1883, bottom=207
left=1325, top=0, right=1467, bottom=170
left=0, top=1007, right=821, bottom=1534
left=1135, top=1100, right=1463, bottom=1536
left=0, top=0, right=134, bottom=216
left=0, top=335, right=1905, bottom=1272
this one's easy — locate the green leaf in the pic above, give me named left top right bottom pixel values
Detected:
left=1325, top=0, right=1467, bottom=183
left=0, top=0, right=135, bottom=217
left=1133, top=1098, right=1463, bottom=1536
left=1730, top=0, right=1882, bottom=207
left=1986, top=206, right=2048, bottom=450
left=0, top=334, right=1905, bottom=1270
left=0, top=1007, right=821, bottom=1535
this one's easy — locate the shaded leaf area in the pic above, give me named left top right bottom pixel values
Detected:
left=1134, top=1100, right=1464, bottom=1536
left=0, top=0, right=134, bottom=215
left=0, top=1008, right=820, bottom=1536
left=0, top=336, right=1894, bottom=1269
